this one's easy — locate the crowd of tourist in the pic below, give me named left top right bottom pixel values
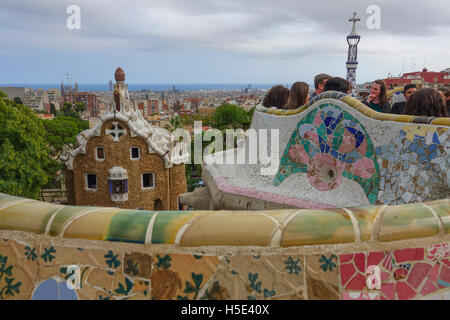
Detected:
left=262, top=74, right=449, bottom=117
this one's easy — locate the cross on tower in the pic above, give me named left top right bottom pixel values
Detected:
left=349, top=12, right=360, bottom=34
left=106, top=121, right=127, bottom=142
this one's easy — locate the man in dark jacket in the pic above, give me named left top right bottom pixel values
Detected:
left=391, top=84, right=417, bottom=114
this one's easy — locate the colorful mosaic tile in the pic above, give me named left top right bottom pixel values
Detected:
left=376, top=126, right=448, bottom=205
left=274, top=103, right=380, bottom=204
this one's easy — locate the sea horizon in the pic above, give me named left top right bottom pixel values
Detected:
left=0, top=83, right=294, bottom=92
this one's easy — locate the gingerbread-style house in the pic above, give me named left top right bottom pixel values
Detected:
left=62, top=67, right=190, bottom=210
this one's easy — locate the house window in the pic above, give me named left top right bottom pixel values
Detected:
left=142, top=172, right=155, bottom=189
left=95, top=146, right=105, bottom=161
left=86, top=174, right=97, bottom=190
left=131, top=146, right=140, bottom=160
left=109, top=179, right=128, bottom=194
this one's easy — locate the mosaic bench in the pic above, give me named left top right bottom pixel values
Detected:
left=193, top=91, right=450, bottom=210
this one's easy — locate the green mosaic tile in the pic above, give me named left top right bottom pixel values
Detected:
left=106, top=210, right=156, bottom=243
left=48, top=206, right=101, bottom=236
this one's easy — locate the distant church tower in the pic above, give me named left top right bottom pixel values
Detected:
left=346, top=12, right=361, bottom=88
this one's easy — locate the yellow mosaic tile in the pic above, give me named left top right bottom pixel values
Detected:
left=281, top=209, right=355, bottom=246
left=227, top=254, right=305, bottom=300
left=151, top=253, right=219, bottom=300
left=377, top=203, right=440, bottom=242
left=425, top=199, right=450, bottom=234
left=348, top=206, right=382, bottom=241
left=62, top=208, right=121, bottom=240
left=38, top=266, right=60, bottom=280
left=76, top=284, right=99, bottom=300
left=0, top=201, right=63, bottom=234
left=180, top=211, right=276, bottom=246
left=86, top=268, right=115, bottom=293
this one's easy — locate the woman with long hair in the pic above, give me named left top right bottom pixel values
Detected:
left=262, top=85, right=290, bottom=109
left=363, top=80, right=391, bottom=113
left=404, top=88, right=448, bottom=117
left=286, top=82, right=309, bottom=109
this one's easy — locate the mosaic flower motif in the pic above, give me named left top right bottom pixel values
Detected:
left=427, top=243, right=450, bottom=261
left=274, top=103, right=379, bottom=204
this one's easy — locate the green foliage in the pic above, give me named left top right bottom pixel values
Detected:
left=0, top=90, right=6, bottom=98
left=42, top=116, right=88, bottom=151
left=74, top=102, right=86, bottom=113
left=58, top=102, right=81, bottom=119
left=13, top=97, right=23, bottom=105
left=0, top=97, right=50, bottom=199
left=41, top=116, right=88, bottom=188
left=164, top=116, right=183, bottom=132
left=210, top=103, right=252, bottom=130
left=50, top=103, right=57, bottom=116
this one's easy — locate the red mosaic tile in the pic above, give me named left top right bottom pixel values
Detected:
left=407, top=262, right=432, bottom=289
left=367, top=252, right=384, bottom=267
left=381, top=253, right=395, bottom=271
left=396, top=281, right=417, bottom=300
left=420, top=279, right=438, bottom=296
left=442, top=259, right=450, bottom=267
left=437, top=264, right=450, bottom=289
left=340, top=263, right=356, bottom=286
left=354, top=253, right=366, bottom=273
left=381, top=283, right=395, bottom=300
left=394, top=248, right=424, bottom=263
left=381, top=271, right=390, bottom=282
left=340, top=253, right=353, bottom=264
left=345, top=273, right=366, bottom=290
left=428, top=263, right=440, bottom=283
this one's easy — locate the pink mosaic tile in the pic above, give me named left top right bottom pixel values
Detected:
left=340, top=263, right=355, bottom=286
left=420, top=279, right=438, bottom=296
left=345, top=273, right=366, bottom=290
left=381, top=283, right=395, bottom=300
left=381, top=253, right=395, bottom=271
left=394, top=248, right=424, bottom=263
left=407, top=262, right=432, bottom=289
left=396, top=281, right=417, bottom=300
left=428, top=263, right=440, bottom=282
left=443, top=259, right=450, bottom=267
left=342, top=292, right=379, bottom=300
left=437, top=265, right=450, bottom=289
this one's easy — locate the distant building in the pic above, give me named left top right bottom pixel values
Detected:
left=109, top=80, right=113, bottom=92
left=64, top=91, right=99, bottom=117
left=383, top=68, right=450, bottom=89
left=0, top=87, right=29, bottom=101
left=62, top=67, right=190, bottom=210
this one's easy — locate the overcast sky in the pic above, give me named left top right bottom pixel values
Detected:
left=0, top=0, right=449, bottom=84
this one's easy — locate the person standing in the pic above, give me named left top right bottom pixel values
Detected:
left=363, top=80, right=391, bottom=113
left=404, top=88, right=448, bottom=117
left=309, top=74, right=332, bottom=100
left=391, top=84, right=417, bottom=114
left=286, top=82, right=310, bottom=109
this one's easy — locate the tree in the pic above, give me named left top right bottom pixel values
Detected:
left=13, top=97, right=23, bottom=105
left=41, top=116, right=89, bottom=188
left=74, top=102, right=86, bottom=115
left=210, top=103, right=252, bottom=130
left=164, top=116, right=183, bottom=132
left=50, top=103, right=57, bottom=116
left=58, top=102, right=81, bottom=119
left=0, top=93, right=50, bottom=199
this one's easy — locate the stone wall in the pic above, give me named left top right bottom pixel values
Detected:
left=0, top=193, right=448, bottom=300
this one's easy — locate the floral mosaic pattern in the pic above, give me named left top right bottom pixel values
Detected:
left=340, top=244, right=450, bottom=300
left=274, top=103, right=379, bottom=204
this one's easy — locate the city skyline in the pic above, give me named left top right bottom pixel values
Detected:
left=1, top=0, right=449, bottom=84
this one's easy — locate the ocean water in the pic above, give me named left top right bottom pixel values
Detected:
left=0, top=83, right=282, bottom=92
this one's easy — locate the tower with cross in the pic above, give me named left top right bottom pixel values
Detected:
left=346, top=12, right=361, bottom=89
